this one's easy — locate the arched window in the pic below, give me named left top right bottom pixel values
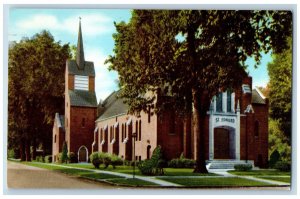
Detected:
left=254, top=121, right=259, bottom=137
left=135, top=121, right=138, bottom=141
left=148, top=106, right=151, bottom=123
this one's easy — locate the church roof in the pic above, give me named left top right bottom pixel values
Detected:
left=96, top=90, right=129, bottom=121
left=67, top=60, right=95, bottom=76
left=251, top=88, right=266, bottom=104
left=69, top=90, right=98, bottom=107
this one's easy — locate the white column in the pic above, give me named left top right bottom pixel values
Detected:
left=209, top=113, right=214, bottom=160
left=235, top=100, right=240, bottom=160
left=222, top=92, right=227, bottom=112
left=231, top=92, right=235, bottom=112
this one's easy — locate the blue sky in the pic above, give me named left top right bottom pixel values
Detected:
left=8, top=8, right=272, bottom=102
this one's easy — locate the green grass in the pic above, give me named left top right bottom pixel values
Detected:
left=163, top=168, right=218, bottom=176
left=228, top=170, right=291, bottom=176
left=156, top=177, right=274, bottom=187
left=106, top=178, right=159, bottom=186
left=255, top=176, right=291, bottom=183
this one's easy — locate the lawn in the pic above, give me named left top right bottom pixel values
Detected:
left=106, top=178, right=159, bottom=186
left=156, top=177, right=274, bottom=187
left=228, top=170, right=291, bottom=176
left=64, top=163, right=218, bottom=176
left=255, top=176, right=291, bottom=183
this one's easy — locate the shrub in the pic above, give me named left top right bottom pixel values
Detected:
left=8, top=149, right=15, bottom=159
left=61, top=142, right=68, bottom=164
left=57, top=153, right=63, bottom=163
left=90, top=152, right=101, bottom=169
left=99, top=152, right=111, bottom=168
left=269, top=149, right=281, bottom=168
left=274, top=161, right=291, bottom=172
left=68, top=152, right=78, bottom=163
left=138, top=145, right=165, bottom=176
left=111, top=154, right=123, bottom=169
left=45, top=155, right=52, bottom=163
left=36, top=156, right=44, bottom=163
left=168, top=153, right=196, bottom=168
left=234, top=164, right=253, bottom=171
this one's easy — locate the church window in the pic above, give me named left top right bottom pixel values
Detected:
left=216, top=93, right=223, bottom=112
left=74, top=75, right=89, bottom=91
left=254, top=121, right=259, bottom=137
left=54, top=135, right=56, bottom=143
left=148, top=106, right=151, bottom=123
left=125, top=123, right=127, bottom=138
left=242, top=84, right=251, bottom=94
left=227, top=90, right=232, bottom=112
left=139, top=120, right=142, bottom=141
left=135, top=121, right=138, bottom=141
left=122, top=124, right=124, bottom=142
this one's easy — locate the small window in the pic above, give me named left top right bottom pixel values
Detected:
left=242, top=84, right=251, bottom=94
left=81, top=118, right=85, bottom=127
left=139, top=120, right=142, bottom=141
left=122, top=124, right=124, bottom=142
left=54, top=135, right=57, bottom=143
left=148, top=106, right=151, bottom=123
left=227, top=90, right=232, bottom=112
left=135, top=121, right=138, bottom=141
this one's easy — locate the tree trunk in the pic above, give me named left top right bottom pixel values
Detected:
left=20, top=139, right=26, bottom=161
left=192, top=88, right=208, bottom=173
left=32, top=138, right=37, bottom=160
left=25, top=139, right=31, bottom=162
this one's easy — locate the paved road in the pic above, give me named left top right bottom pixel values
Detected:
left=7, top=161, right=120, bottom=189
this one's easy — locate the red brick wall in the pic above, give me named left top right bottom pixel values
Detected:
left=68, top=106, right=97, bottom=160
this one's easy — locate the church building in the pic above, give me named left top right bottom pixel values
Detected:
left=53, top=21, right=269, bottom=168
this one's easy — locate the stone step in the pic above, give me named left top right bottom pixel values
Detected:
left=207, top=160, right=254, bottom=169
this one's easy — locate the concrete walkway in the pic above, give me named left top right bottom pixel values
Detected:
left=208, top=169, right=290, bottom=186
left=38, top=163, right=181, bottom=187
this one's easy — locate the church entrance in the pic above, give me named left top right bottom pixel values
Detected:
left=78, top=146, right=88, bottom=162
left=214, top=127, right=235, bottom=159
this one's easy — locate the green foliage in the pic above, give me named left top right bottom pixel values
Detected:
left=89, top=152, right=123, bottom=169
left=57, top=153, right=62, bottom=163
left=61, top=142, right=68, bottom=164
left=7, top=149, right=15, bottom=159
left=110, top=154, right=123, bottom=168
left=268, top=119, right=291, bottom=162
left=269, top=149, right=281, bottom=168
left=36, top=156, right=44, bottom=163
left=268, top=37, right=292, bottom=139
left=68, top=152, right=78, bottom=163
left=45, top=155, right=52, bottom=163
left=138, top=145, right=165, bottom=175
left=274, top=161, right=291, bottom=172
left=8, top=30, right=71, bottom=157
left=234, top=164, right=253, bottom=171
left=168, top=153, right=196, bottom=168
left=107, top=10, right=292, bottom=173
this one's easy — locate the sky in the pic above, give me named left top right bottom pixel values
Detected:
left=8, top=8, right=272, bottom=102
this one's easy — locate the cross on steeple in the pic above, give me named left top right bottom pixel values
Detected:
left=76, top=17, right=85, bottom=70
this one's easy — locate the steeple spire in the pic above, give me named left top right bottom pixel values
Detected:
left=76, top=17, right=85, bottom=70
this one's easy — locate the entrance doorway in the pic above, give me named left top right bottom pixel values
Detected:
left=214, top=128, right=232, bottom=159
left=78, top=146, right=88, bottom=162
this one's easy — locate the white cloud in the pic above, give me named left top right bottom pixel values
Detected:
left=85, top=47, right=119, bottom=102
left=15, top=13, right=114, bottom=36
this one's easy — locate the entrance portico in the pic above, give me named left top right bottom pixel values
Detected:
left=208, top=92, right=241, bottom=161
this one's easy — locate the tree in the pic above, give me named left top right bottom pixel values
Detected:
left=268, top=37, right=292, bottom=140
left=61, top=141, right=68, bottom=164
left=106, top=10, right=292, bottom=173
left=8, top=31, right=71, bottom=160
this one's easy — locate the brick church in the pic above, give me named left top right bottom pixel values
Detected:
left=52, top=21, right=269, bottom=168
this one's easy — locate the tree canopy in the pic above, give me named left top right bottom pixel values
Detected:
left=268, top=37, right=292, bottom=140
left=8, top=30, right=71, bottom=160
left=106, top=10, right=292, bottom=173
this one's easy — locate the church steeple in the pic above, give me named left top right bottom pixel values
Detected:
left=76, top=17, right=85, bottom=70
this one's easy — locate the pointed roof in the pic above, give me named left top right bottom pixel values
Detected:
left=76, top=18, right=85, bottom=70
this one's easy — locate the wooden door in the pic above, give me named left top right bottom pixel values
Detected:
left=214, top=128, right=230, bottom=159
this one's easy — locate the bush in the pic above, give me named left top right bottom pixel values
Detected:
left=111, top=154, right=123, bottom=169
left=68, top=152, right=78, bottom=163
left=57, top=153, right=63, bottom=163
left=274, top=161, right=291, bottom=172
left=168, top=153, right=196, bottom=168
left=90, top=152, right=102, bottom=169
left=234, top=164, right=253, bottom=171
left=36, top=156, right=44, bottom=163
left=45, top=155, right=52, bottom=163
left=99, top=152, right=111, bottom=168
left=269, top=149, right=281, bottom=168
left=61, top=142, right=68, bottom=164
left=8, top=149, right=15, bottom=159
left=138, top=145, right=165, bottom=176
